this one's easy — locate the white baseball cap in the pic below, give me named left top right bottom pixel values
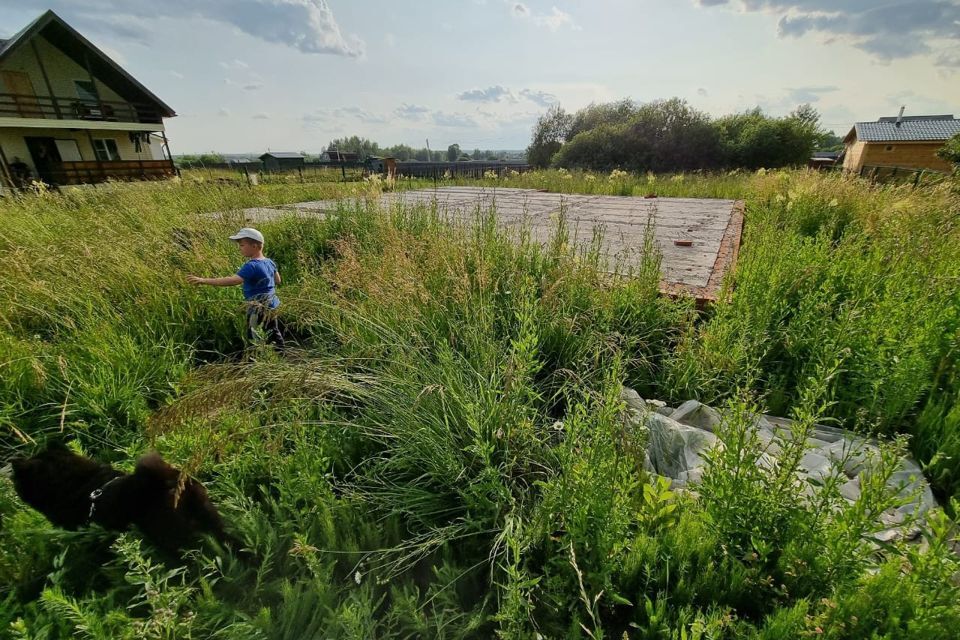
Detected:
left=229, top=227, right=264, bottom=244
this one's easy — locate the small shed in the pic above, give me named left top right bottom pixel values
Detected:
left=259, top=152, right=305, bottom=171
left=808, top=151, right=840, bottom=170
left=842, top=114, right=960, bottom=173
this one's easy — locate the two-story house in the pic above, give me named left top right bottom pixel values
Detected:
left=0, top=10, right=176, bottom=189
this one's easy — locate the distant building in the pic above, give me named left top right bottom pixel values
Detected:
left=0, top=10, right=176, bottom=188
left=842, top=113, right=960, bottom=174
left=259, top=151, right=305, bottom=171
left=808, top=150, right=840, bottom=170
left=321, top=150, right=358, bottom=162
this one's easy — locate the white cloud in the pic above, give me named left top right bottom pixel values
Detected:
left=518, top=88, right=558, bottom=107
left=302, top=106, right=388, bottom=124
left=695, top=1, right=960, bottom=66
left=458, top=85, right=517, bottom=103
left=253, top=112, right=270, bottom=119
left=336, top=106, right=388, bottom=123
left=785, top=85, right=838, bottom=104
left=169, top=70, right=185, bottom=79
left=220, top=59, right=250, bottom=70
left=395, top=103, right=430, bottom=119
left=510, top=3, right=580, bottom=31
left=218, top=107, right=231, bottom=117
left=433, top=111, right=479, bottom=127
left=458, top=86, right=559, bottom=107
left=512, top=3, right=531, bottom=18
left=12, top=0, right=366, bottom=58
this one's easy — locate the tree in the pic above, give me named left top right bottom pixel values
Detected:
left=714, top=106, right=822, bottom=169
left=937, top=133, right=960, bottom=169
left=526, top=105, right=572, bottom=168
left=325, top=136, right=380, bottom=158
left=567, top=99, right=637, bottom=139
left=447, top=144, right=461, bottom=162
left=817, top=131, right=844, bottom=152
left=553, top=98, right=721, bottom=172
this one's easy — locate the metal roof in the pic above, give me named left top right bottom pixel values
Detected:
left=0, top=10, right=175, bottom=118
left=259, top=152, right=305, bottom=159
left=848, top=116, right=960, bottom=143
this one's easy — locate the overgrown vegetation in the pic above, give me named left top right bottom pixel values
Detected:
left=527, top=98, right=832, bottom=173
left=938, top=133, right=960, bottom=170
left=1, top=168, right=959, bottom=638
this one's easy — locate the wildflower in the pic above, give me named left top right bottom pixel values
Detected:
left=483, top=170, right=498, bottom=180
left=508, top=169, right=519, bottom=177
left=670, top=174, right=685, bottom=183
left=756, top=168, right=767, bottom=176
left=608, top=169, right=628, bottom=180
left=585, top=174, right=597, bottom=182
left=646, top=171, right=656, bottom=183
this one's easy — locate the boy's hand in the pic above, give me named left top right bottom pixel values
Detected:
left=186, top=275, right=205, bottom=285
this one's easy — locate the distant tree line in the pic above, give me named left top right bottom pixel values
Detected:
left=175, top=153, right=226, bottom=168
left=527, top=98, right=839, bottom=172
left=324, top=136, right=511, bottom=162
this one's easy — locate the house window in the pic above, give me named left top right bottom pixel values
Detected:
left=884, top=145, right=895, bottom=152
left=93, top=138, right=120, bottom=161
left=74, top=80, right=98, bottom=102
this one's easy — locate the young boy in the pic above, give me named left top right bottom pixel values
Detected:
left=187, top=227, right=285, bottom=350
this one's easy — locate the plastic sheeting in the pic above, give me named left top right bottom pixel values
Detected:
left=621, top=387, right=937, bottom=543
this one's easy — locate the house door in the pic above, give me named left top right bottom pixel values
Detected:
left=25, top=137, right=62, bottom=184
left=1, top=71, right=43, bottom=118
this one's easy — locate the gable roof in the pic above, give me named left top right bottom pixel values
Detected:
left=259, top=152, right=305, bottom=159
left=0, top=10, right=175, bottom=118
left=845, top=115, right=960, bottom=143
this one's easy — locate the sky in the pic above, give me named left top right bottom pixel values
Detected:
left=1, top=0, right=958, bottom=154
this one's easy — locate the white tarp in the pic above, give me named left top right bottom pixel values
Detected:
left=621, top=387, right=936, bottom=543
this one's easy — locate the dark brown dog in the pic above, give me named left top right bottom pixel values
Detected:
left=11, top=442, right=230, bottom=554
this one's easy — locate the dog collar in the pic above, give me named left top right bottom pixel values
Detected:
left=88, top=476, right=123, bottom=521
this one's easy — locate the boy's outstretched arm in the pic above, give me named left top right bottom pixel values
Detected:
left=274, top=271, right=281, bottom=285
left=187, top=275, right=243, bottom=286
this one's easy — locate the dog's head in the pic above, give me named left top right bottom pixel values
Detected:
left=10, top=442, right=117, bottom=528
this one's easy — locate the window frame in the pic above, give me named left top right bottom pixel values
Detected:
left=74, top=79, right=98, bottom=103
left=93, top=138, right=121, bottom=162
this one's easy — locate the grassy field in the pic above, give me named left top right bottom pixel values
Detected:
left=1, top=168, right=959, bottom=638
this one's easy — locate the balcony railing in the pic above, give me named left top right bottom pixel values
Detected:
left=37, top=160, right=176, bottom=185
left=0, top=92, right=164, bottom=124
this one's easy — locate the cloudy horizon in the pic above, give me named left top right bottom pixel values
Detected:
left=2, top=0, right=957, bottom=154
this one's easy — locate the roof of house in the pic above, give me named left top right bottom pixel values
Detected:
left=0, top=11, right=175, bottom=118
left=259, top=152, right=305, bottom=159
left=845, top=115, right=960, bottom=143
left=811, top=151, right=840, bottom=159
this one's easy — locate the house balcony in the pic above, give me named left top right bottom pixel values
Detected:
left=0, top=92, right=165, bottom=131
left=39, top=159, right=176, bottom=185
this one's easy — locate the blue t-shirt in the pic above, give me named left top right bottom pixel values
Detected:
left=237, top=258, right=279, bottom=308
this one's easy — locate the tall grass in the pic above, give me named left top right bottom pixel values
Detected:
left=1, top=169, right=959, bottom=638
